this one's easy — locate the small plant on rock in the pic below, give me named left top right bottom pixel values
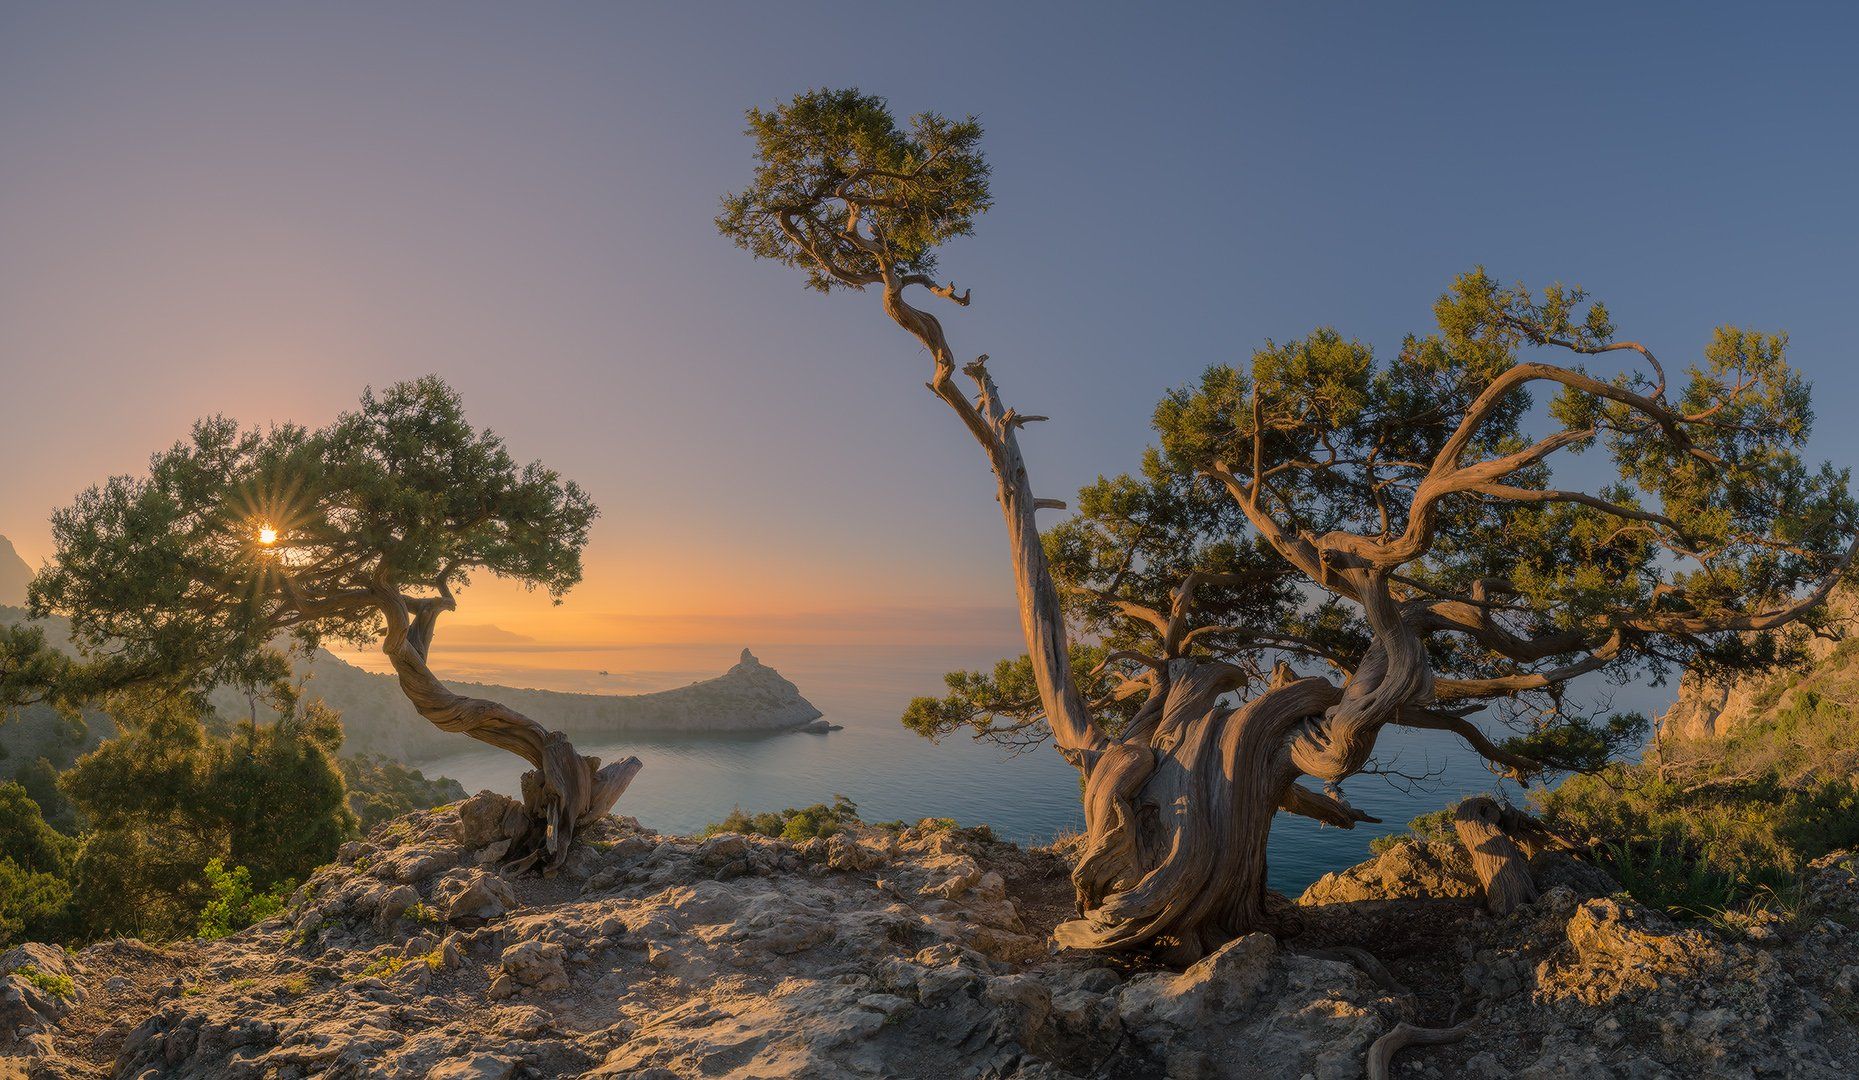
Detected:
left=15, top=965, right=75, bottom=1001
left=196, top=858, right=294, bottom=940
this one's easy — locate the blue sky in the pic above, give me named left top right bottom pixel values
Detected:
left=2, top=2, right=1855, bottom=690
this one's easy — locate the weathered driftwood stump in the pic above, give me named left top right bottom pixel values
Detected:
left=1453, top=795, right=1547, bottom=915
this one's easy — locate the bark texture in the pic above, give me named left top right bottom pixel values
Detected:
left=1452, top=796, right=1578, bottom=916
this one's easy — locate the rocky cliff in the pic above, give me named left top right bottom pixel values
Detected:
left=1660, top=586, right=1859, bottom=741
left=7, top=801, right=1856, bottom=1078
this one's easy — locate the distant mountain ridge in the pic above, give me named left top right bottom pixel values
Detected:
left=0, top=602, right=825, bottom=767
left=0, top=535, right=30, bottom=606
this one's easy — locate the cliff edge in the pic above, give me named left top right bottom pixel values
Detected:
left=1660, top=586, right=1859, bottom=741
left=7, top=803, right=1855, bottom=1078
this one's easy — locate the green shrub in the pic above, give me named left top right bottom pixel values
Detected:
left=400, top=902, right=440, bottom=925
left=196, top=859, right=293, bottom=940
left=703, top=795, right=861, bottom=841
left=14, top=964, right=75, bottom=1000
left=0, top=857, right=71, bottom=947
left=1369, top=805, right=1462, bottom=855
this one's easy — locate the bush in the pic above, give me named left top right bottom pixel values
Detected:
left=0, top=781, right=74, bottom=876
left=1369, top=805, right=1462, bottom=855
left=13, top=964, right=75, bottom=1000
left=0, top=857, right=71, bottom=947
left=195, top=859, right=293, bottom=940
left=341, top=754, right=467, bottom=832
left=704, top=794, right=860, bottom=841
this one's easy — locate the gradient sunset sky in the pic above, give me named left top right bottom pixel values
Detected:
left=4, top=3, right=1856, bottom=691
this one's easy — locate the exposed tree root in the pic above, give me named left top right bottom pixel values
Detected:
left=1365, top=1018, right=1474, bottom=1080
left=1298, top=944, right=1415, bottom=1016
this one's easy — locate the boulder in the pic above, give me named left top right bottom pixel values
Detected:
left=434, top=868, right=517, bottom=925
left=499, top=940, right=568, bottom=993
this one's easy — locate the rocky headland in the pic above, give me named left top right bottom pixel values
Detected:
left=6, top=796, right=1856, bottom=1079
left=0, top=605, right=827, bottom=770
left=262, top=648, right=828, bottom=762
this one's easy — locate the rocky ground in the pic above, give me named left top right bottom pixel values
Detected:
left=4, top=798, right=1857, bottom=1079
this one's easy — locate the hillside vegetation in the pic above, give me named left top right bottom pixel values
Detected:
left=1531, top=646, right=1859, bottom=924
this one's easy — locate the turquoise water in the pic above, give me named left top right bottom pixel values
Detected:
left=417, top=644, right=1670, bottom=895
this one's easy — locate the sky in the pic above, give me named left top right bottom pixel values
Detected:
left=3, top=2, right=1857, bottom=692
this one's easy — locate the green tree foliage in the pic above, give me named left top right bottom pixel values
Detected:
left=195, top=857, right=293, bottom=939
left=902, top=644, right=1146, bottom=751
left=0, top=780, right=74, bottom=876
left=718, top=88, right=989, bottom=294
left=215, top=699, right=355, bottom=886
left=0, top=859, right=70, bottom=949
left=704, top=795, right=861, bottom=841
left=341, top=753, right=467, bottom=833
left=29, top=376, right=597, bottom=699
left=0, top=623, right=69, bottom=712
left=58, top=689, right=352, bottom=940
left=14, top=756, right=76, bottom=833
left=0, top=780, right=77, bottom=946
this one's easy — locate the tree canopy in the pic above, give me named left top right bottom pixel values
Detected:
left=718, top=87, right=990, bottom=294
left=30, top=375, right=597, bottom=695
left=916, top=271, right=1857, bottom=777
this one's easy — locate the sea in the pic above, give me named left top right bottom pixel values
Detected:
left=407, top=642, right=1675, bottom=896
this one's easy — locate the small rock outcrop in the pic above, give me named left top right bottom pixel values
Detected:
left=1299, top=839, right=1483, bottom=906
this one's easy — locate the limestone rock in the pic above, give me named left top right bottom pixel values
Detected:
left=434, top=868, right=517, bottom=925
left=11, top=803, right=1859, bottom=1079
left=1, top=943, right=78, bottom=1045
left=1298, top=839, right=1482, bottom=905
left=499, top=940, right=568, bottom=993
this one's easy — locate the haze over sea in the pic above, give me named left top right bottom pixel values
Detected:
left=360, top=640, right=1680, bottom=895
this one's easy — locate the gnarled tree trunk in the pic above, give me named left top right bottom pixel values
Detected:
left=874, top=274, right=1429, bottom=955
left=1060, top=663, right=1349, bottom=959
left=375, top=585, right=640, bottom=872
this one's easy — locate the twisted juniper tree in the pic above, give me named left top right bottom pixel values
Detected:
left=721, top=89, right=1858, bottom=958
left=30, top=377, right=639, bottom=870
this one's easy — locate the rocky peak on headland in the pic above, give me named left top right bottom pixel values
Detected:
left=7, top=800, right=1857, bottom=1077
left=0, top=534, right=32, bottom=607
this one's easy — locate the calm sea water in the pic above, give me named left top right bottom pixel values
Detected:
left=412, top=643, right=1673, bottom=895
